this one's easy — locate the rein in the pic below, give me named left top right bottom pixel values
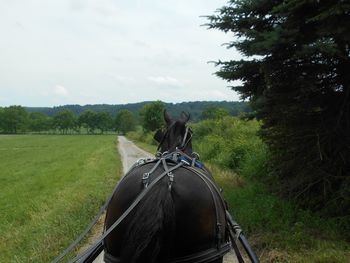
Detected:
left=54, top=159, right=183, bottom=263
left=52, top=150, right=260, bottom=263
left=156, top=122, right=175, bottom=151
left=179, top=126, right=192, bottom=150
left=104, top=151, right=232, bottom=263
left=157, top=123, right=193, bottom=152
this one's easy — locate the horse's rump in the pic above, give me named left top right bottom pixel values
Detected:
left=104, top=160, right=229, bottom=263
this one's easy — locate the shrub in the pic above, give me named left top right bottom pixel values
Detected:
left=127, top=129, right=157, bottom=146
left=192, top=117, right=269, bottom=178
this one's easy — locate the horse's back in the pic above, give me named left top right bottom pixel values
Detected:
left=104, top=161, right=227, bottom=262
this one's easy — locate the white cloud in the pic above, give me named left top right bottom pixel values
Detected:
left=70, top=0, right=85, bottom=12
left=53, top=85, right=69, bottom=96
left=148, top=76, right=184, bottom=87
left=70, top=0, right=120, bottom=16
left=104, top=73, right=135, bottom=83
left=0, top=0, right=241, bottom=107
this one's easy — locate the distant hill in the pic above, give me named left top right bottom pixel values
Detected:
left=25, top=101, right=251, bottom=122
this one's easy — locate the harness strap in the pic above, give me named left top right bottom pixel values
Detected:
left=185, top=167, right=226, bottom=214
left=185, top=166, right=225, bottom=248
left=51, top=198, right=107, bottom=263
left=183, top=166, right=246, bottom=262
left=161, top=158, right=175, bottom=189
left=179, top=126, right=192, bottom=150
left=104, top=252, right=121, bottom=263
left=51, top=158, right=158, bottom=263
left=226, top=214, right=244, bottom=263
left=175, top=149, right=204, bottom=169
left=157, top=122, right=176, bottom=151
left=53, top=150, right=259, bottom=263
left=66, top=162, right=184, bottom=263
left=169, top=243, right=231, bottom=263
left=157, top=124, right=192, bottom=152
left=180, top=126, right=189, bottom=148
left=142, top=158, right=162, bottom=187
left=104, top=243, right=231, bottom=263
left=187, top=165, right=260, bottom=263
left=226, top=211, right=260, bottom=263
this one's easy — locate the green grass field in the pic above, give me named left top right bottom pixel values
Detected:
left=0, top=135, right=122, bottom=262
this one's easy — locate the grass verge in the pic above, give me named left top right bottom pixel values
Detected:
left=0, top=135, right=122, bottom=262
left=126, top=136, right=350, bottom=263
left=127, top=131, right=158, bottom=154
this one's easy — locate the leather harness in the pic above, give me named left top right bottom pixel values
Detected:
left=51, top=126, right=260, bottom=263
left=103, top=151, right=232, bottom=263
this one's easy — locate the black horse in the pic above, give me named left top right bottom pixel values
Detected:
left=51, top=111, right=259, bottom=263
left=103, top=111, right=231, bottom=263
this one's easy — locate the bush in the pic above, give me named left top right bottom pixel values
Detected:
left=192, top=117, right=269, bottom=178
left=127, top=128, right=158, bottom=146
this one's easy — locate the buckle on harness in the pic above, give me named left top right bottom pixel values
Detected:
left=191, top=152, right=200, bottom=159
left=216, top=223, right=223, bottom=248
left=167, top=171, right=174, bottom=190
left=179, top=157, right=190, bottom=165
left=142, top=172, right=150, bottom=188
left=136, top=158, right=146, bottom=166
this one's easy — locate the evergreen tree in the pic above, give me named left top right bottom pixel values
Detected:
left=208, top=0, right=350, bottom=215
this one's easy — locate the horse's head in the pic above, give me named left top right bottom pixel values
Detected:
left=154, top=110, right=193, bottom=155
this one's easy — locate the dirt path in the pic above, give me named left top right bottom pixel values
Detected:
left=91, top=136, right=153, bottom=262
left=92, top=136, right=237, bottom=262
left=117, top=136, right=154, bottom=173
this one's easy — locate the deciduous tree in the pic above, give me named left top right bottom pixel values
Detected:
left=95, top=112, right=113, bottom=134
left=29, top=112, right=51, bottom=133
left=53, top=110, right=76, bottom=134
left=201, top=106, right=229, bottom=120
left=78, top=110, right=97, bottom=133
left=115, top=109, right=136, bottom=134
left=0, top=105, right=28, bottom=133
left=140, top=101, right=165, bottom=132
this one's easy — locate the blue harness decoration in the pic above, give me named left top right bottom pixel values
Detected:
left=177, top=155, right=204, bottom=169
left=156, top=150, right=205, bottom=170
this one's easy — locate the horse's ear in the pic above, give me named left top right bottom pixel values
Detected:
left=164, top=110, right=172, bottom=125
left=154, top=129, right=164, bottom=143
left=180, top=111, right=190, bottom=123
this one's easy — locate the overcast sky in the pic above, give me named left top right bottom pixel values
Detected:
left=0, top=0, right=242, bottom=107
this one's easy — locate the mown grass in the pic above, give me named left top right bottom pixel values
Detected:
left=126, top=120, right=350, bottom=263
left=0, top=135, right=122, bottom=262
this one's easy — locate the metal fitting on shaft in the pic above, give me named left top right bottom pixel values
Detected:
left=142, top=173, right=150, bottom=188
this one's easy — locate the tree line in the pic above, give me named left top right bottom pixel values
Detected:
left=25, top=101, right=251, bottom=121
left=0, top=105, right=136, bottom=134
left=0, top=102, right=231, bottom=135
